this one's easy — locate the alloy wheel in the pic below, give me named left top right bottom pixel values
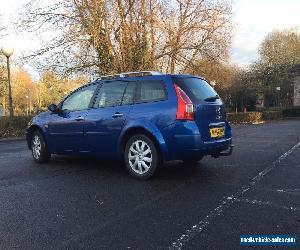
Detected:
left=32, top=135, right=41, bottom=160
left=128, top=140, right=152, bottom=174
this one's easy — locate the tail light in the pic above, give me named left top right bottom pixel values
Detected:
left=174, top=83, right=194, bottom=120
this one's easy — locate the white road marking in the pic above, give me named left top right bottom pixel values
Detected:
left=234, top=198, right=300, bottom=213
left=277, top=188, right=300, bottom=194
left=169, top=142, right=300, bottom=250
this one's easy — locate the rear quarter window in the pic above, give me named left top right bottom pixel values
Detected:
left=138, top=80, right=167, bottom=103
left=172, top=77, right=218, bottom=102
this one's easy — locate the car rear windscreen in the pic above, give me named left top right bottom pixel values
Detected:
left=172, top=77, right=218, bottom=102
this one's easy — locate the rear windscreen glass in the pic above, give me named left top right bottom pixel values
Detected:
left=172, top=77, right=218, bottom=102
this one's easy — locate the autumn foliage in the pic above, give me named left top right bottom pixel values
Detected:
left=0, top=68, right=87, bottom=116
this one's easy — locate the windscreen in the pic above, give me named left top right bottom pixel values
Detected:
left=172, top=77, right=218, bottom=102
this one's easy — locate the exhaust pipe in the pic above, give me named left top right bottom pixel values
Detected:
left=211, top=144, right=234, bottom=158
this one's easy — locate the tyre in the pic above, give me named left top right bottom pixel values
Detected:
left=31, top=130, right=50, bottom=163
left=124, top=134, right=160, bottom=179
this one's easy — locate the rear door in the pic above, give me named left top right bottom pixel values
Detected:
left=83, top=80, right=137, bottom=157
left=172, top=77, right=226, bottom=142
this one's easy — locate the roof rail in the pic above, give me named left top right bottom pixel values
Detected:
left=97, top=71, right=162, bottom=80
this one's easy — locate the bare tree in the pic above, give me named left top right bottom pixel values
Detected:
left=156, top=0, right=232, bottom=73
left=254, top=28, right=300, bottom=107
left=0, top=15, right=8, bottom=114
left=19, top=0, right=233, bottom=76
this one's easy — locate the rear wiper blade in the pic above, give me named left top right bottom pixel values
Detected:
left=204, top=95, right=220, bottom=102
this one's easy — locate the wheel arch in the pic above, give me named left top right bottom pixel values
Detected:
left=119, top=126, right=168, bottom=162
left=26, top=125, right=47, bottom=149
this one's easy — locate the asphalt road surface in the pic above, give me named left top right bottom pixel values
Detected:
left=0, top=120, right=299, bottom=250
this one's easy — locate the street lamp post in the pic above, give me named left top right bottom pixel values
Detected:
left=276, top=86, right=281, bottom=107
left=26, top=96, right=29, bottom=115
left=26, top=95, right=32, bottom=115
left=1, top=47, right=14, bottom=118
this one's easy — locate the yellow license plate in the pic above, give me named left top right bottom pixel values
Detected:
left=210, top=127, right=225, bottom=138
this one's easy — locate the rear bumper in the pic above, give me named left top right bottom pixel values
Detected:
left=162, top=119, right=233, bottom=161
left=170, top=135, right=233, bottom=160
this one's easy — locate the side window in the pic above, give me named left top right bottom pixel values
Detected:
left=122, top=82, right=137, bottom=105
left=95, top=81, right=127, bottom=108
left=62, top=84, right=97, bottom=111
left=139, top=81, right=166, bottom=102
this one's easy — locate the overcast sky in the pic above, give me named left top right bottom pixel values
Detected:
left=232, top=0, right=300, bottom=66
left=0, top=0, right=300, bottom=78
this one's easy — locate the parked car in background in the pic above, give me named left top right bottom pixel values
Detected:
left=26, top=71, right=233, bottom=179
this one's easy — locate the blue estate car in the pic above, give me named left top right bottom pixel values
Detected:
left=26, top=71, right=233, bottom=179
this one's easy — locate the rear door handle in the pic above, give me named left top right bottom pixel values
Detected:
left=75, top=116, right=85, bottom=121
left=112, top=112, right=123, bottom=118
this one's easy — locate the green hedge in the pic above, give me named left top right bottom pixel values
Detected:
left=0, top=116, right=32, bottom=138
left=227, top=108, right=300, bottom=124
left=227, top=112, right=263, bottom=124
left=282, top=107, right=300, bottom=117
left=262, top=110, right=283, bottom=120
left=227, top=110, right=282, bottom=124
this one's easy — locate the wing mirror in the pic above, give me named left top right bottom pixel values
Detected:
left=48, top=104, right=60, bottom=113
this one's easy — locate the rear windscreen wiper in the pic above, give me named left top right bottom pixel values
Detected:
left=204, top=95, right=220, bottom=102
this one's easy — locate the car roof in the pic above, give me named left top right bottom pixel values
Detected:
left=91, top=73, right=205, bottom=83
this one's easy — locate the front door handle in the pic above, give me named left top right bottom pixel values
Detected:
left=75, top=116, right=85, bottom=121
left=112, top=112, right=123, bottom=118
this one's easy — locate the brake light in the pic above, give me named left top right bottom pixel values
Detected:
left=174, top=83, right=194, bottom=120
